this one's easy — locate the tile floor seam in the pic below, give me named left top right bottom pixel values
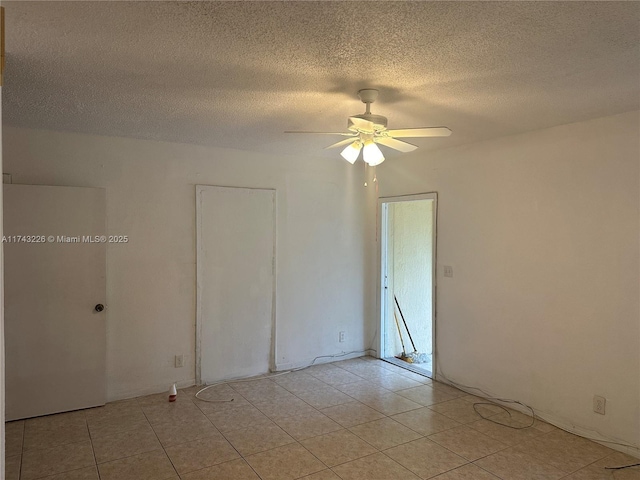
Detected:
left=380, top=448, right=461, bottom=479
left=239, top=456, right=263, bottom=480
left=179, top=406, right=246, bottom=471
left=516, top=429, right=613, bottom=475
left=291, top=386, right=338, bottom=411
left=340, top=392, right=370, bottom=404
left=351, top=426, right=426, bottom=452
left=14, top=421, right=24, bottom=480
left=391, top=415, right=462, bottom=438
left=325, top=449, right=382, bottom=469
left=93, top=446, right=165, bottom=466
left=426, top=438, right=511, bottom=464
left=106, top=450, right=181, bottom=480
left=140, top=400, right=182, bottom=480
left=476, top=446, right=568, bottom=479
left=32, top=465, right=101, bottom=480
left=383, top=437, right=473, bottom=479
left=298, top=442, right=332, bottom=471
left=258, top=439, right=334, bottom=474
left=426, top=460, right=475, bottom=479
left=329, top=467, right=345, bottom=480
left=191, top=391, right=291, bottom=478
left=469, top=459, right=510, bottom=480
left=170, top=457, right=240, bottom=480
left=591, top=451, right=633, bottom=469
left=85, top=418, right=102, bottom=480
left=159, top=430, right=230, bottom=450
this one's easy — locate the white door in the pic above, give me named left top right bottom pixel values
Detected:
left=197, top=186, right=276, bottom=384
left=4, top=184, right=107, bottom=420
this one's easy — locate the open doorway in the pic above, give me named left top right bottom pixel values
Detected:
left=379, top=193, right=436, bottom=377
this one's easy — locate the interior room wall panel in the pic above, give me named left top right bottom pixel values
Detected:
left=2, top=126, right=371, bottom=401
left=376, top=110, right=640, bottom=453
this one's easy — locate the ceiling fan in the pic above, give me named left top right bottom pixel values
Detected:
left=285, top=89, right=451, bottom=166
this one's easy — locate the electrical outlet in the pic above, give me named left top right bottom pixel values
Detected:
left=175, top=354, right=184, bottom=368
left=339, top=331, right=345, bottom=343
left=443, top=265, right=454, bottom=277
left=593, top=395, right=606, bottom=415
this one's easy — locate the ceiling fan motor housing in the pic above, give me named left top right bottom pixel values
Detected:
left=348, top=113, right=388, bottom=132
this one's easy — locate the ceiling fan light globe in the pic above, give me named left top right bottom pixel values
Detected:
left=340, top=141, right=361, bottom=164
left=363, top=142, right=385, bottom=166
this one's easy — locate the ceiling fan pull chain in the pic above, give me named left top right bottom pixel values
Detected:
left=374, top=169, right=379, bottom=196
left=363, top=161, right=368, bottom=187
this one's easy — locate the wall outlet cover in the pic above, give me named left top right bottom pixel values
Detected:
left=593, top=395, right=606, bottom=415
left=175, top=354, right=185, bottom=368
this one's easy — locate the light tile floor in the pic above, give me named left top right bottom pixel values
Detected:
left=384, top=356, right=433, bottom=378
left=4, top=357, right=639, bottom=479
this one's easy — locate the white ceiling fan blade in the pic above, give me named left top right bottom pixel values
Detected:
left=375, top=137, right=418, bottom=153
left=326, top=138, right=358, bottom=149
left=348, top=117, right=375, bottom=132
left=284, top=131, right=357, bottom=136
left=385, top=127, right=452, bottom=138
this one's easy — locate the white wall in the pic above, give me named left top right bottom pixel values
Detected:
left=377, top=110, right=640, bottom=453
left=2, top=127, right=370, bottom=401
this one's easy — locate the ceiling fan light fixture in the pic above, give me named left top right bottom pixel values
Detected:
left=340, top=140, right=362, bottom=164
left=284, top=89, right=451, bottom=166
left=363, top=141, right=385, bottom=166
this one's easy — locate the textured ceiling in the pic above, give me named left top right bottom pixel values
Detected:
left=4, top=1, right=640, bottom=158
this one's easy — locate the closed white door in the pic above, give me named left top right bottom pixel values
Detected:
left=197, top=186, right=276, bottom=384
left=4, top=184, right=107, bottom=420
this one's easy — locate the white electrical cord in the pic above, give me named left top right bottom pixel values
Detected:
left=194, top=348, right=377, bottom=402
left=433, top=353, right=639, bottom=451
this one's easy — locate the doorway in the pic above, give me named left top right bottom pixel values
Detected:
left=196, top=185, right=276, bottom=385
left=379, top=193, right=436, bottom=377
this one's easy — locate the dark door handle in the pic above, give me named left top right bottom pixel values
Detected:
left=95, top=304, right=105, bottom=312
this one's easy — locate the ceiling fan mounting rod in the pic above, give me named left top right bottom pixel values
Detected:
left=358, top=88, right=378, bottom=116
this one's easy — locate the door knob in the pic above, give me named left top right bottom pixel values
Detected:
left=94, top=304, right=105, bottom=312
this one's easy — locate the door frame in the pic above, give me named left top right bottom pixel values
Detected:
left=195, top=185, right=277, bottom=385
left=378, top=192, right=438, bottom=376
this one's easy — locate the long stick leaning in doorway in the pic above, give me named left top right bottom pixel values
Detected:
left=394, top=295, right=429, bottom=364
left=393, top=310, right=412, bottom=363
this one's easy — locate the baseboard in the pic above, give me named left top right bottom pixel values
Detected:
left=533, top=410, right=640, bottom=460
left=107, top=378, right=196, bottom=403
left=274, top=350, right=368, bottom=372
left=106, top=349, right=370, bottom=401
left=435, top=376, right=640, bottom=460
